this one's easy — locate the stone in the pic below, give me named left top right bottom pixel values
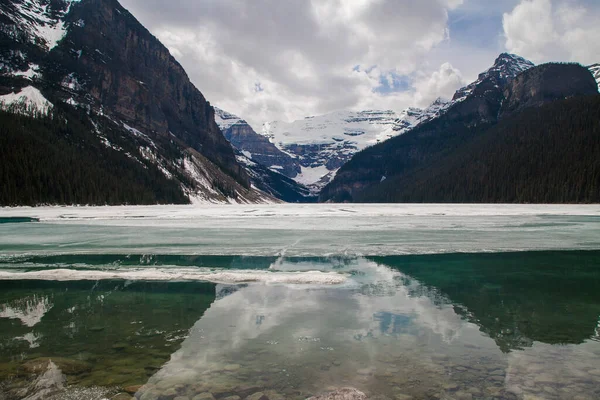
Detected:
left=454, top=392, right=472, bottom=400
left=307, top=388, right=367, bottom=400
left=223, top=364, right=241, bottom=372
left=235, top=386, right=262, bottom=398
left=246, top=393, right=269, bottom=400
left=112, top=343, right=128, bottom=351
left=442, top=383, right=459, bottom=391
left=174, top=397, right=190, bottom=400
left=89, top=326, right=105, bottom=332
left=263, top=391, right=285, bottom=400
left=125, top=385, right=144, bottom=395
left=162, top=388, right=178, bottom=399
left=112, top=394, right=133, bottom=400
left=587, top=369, right=600, bottom=376
left=222, top=397, right=241, bottom=400
left=21, top=357, right=92, bottom=376
left=192, top=393, right=216, bottom=400
left=140, top=390, right=161, bottom=400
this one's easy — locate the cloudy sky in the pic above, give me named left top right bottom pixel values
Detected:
left=120, top=0, right=600, bottom=129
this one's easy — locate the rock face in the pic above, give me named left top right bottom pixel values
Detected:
left=0, top=0, right=277, bottom=205
left=235, top=153, right=314, bottom=203
left=501, top=63, right=598, bottom=118
left=214, top=108, right=313, bottom=202
left=260, top=110, right=402, bottom=192
left=215, top=107, right=301, bottom=178
left=48, top=0, right=247, bottom=184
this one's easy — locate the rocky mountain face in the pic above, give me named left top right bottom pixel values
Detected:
left=226, top=55, right=533, bottom=195
left=214, top=107, right=301, bottom=178
left=0, top=0, right=275, bottom=205
left=501, top=63, right=598, bottom=118
left=259, top=110, right=404, bottom=192
left=320, top=56, right=599, bottom=203
left=213, top=108, right=313, bottom=202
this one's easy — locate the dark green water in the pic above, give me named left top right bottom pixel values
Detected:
left=0, top=252, right=599, bottom=400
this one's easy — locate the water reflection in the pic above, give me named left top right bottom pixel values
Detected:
left=0, top=252, right=599, bottom=399
left=0, top=280, right=216, bottom=399
left=374, top=251, right=600, bottom=352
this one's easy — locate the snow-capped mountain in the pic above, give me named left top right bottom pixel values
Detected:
left=392, top=98, right=451, bottom=134
left=214, top=107, right=314, bottom=202
left=452, top=53, right=534, bottom=103
left=320, top=53, right=539, bottom=202
left=260, top=110, right=404, bottom=191
left=214, top=107, right=302, bottom=179
left=0, top=0, right=275, bottom=205
left=252, top=53, right=535, bottom=192
left=589, top=64, right=600, bottom=92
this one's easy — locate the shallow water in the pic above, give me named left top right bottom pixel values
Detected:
left=0, top=205, right=599, bottom=400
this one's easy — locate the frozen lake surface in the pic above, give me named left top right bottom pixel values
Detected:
left=0, top=204, right=599, bottom=400
left=1, top=204, right=600, bottom=259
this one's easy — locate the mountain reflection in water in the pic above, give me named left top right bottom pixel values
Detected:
left=0, top=252, right=599, bottom=399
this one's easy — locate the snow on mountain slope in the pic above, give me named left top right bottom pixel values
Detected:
left=260, top=110, right=403, bottom=190
left=452, top=53, right=534, bottom=103
left=214, top=107, right=244, bottom=131
left=392, top=98, right=451, bottom=134
left=589, top=64, right=600, bottom=92
left=0, top=0, right=75, bottom=52
left=0, top=85, right=53, bottom=113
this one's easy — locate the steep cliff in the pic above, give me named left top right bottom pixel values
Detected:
left=214, top=107, right=301, bottom=178
left=0, top=0, right=273, bottom=205
left=501, top=63, right=598, bottom=118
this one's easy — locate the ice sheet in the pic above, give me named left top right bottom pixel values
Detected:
left=1, top=204, right=599, bottom=257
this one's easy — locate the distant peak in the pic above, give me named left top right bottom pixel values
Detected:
left=493, top=53, right=535, bottom=70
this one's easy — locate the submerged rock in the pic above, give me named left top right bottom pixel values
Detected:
left=246, top=392, right=269, bottom=400
left=124, top=384, right=144, bottom=394
left=192, top=393, right=216, bottom=400
left=112, top=394, right=134, bottom=400
left=21, top=357, right=92, bottom=376
left=307, top=388, right=368, bottom=400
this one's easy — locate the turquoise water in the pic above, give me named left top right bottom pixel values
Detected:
left=0, top=205, right=599, bottom=399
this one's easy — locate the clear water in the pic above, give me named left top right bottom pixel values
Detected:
left=0, top=205, right=599, bottom=400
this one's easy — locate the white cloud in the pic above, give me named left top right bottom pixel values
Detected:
left=413, top=62, right=465, bottom=107
left=503, top=0, right=600, bottom=65
left=120, top=0, right=466, bottom=128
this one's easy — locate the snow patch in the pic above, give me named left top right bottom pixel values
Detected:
left=0, top=86, right=53, bottom=114
left=13, top=64, right=40, bottom=80
left=295, top=165, right=332, bottom=187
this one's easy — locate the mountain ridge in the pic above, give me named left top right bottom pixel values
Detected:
left=320, top=61, right=599, bottom=203
left=0, top=0, right=276, bottom=205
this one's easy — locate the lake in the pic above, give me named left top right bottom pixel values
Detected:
left=0, top=204, right=599, bottom=400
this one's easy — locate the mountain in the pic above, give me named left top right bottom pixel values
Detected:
left=213, top=108, right=314, bottom=202
left=233, top=55, right=533, bottom=194
left=234, top=152, right=315, bottom=203
left=320, top=56, right=599, bottom=203
left=214, top=107, right=301, bottom=178
left=259, top=109, right=405, bottom=192
left=0, top=0, right=273, bottom=205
